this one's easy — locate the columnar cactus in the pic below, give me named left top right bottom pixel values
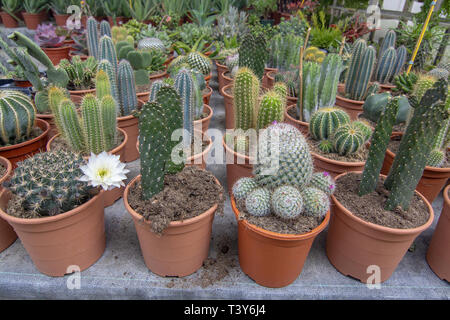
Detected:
left=245, top=187, right=271, bottom=217
left=256, top=90, right=285, bottom=131
left=318, top=53, right=343, bottom=109
left=149, top=80, right=165, bottom=102
left=99, top=36, right=118, bottom=77
left=273, top=82, right=288, bottom=106
left=97, top=59, right=120, bottom=107
left=301, top=61, right=321, bottom=121
left=117, top=60, right=138, bottom=116
left=232, top=177, right=258, bottom=201
left=87, top=17, right=99, bottom=60
left=271, top=185, right=303, bottom=220
left=379, top=30, right=396, bottom=58
left=0, top=90, right=36, bottom=146
left=391, top=46, right=407, bottom=82
left=174, top=68, right=196, bottom=146
left=6, top=150, right=93, bottom=217
left=239, top=33, right=268, bottom=80
left=59, top=99, right=85, bottom=152
left=309, top=107, right=351, bottom=141
left=332, top=123, right=366, bottom=156
left=100, top=20, right=112, bottom=38
left=427, top=149, right=446, bottom=167
left=300, top=187, right=330, bottom=218
left=374, top=47, right=397, bottom=84
left=233, top=67, right=260, bottom=131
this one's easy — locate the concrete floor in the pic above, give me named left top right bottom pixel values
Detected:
left=0, top=44, right=449, bottom=300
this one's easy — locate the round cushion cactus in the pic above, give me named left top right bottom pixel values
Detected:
left=309, top=172, right=336, bottom=195
left=232, top=177, right=258, bottom=201
left=271, top=185, right=303, bottom=220
left=301, top=187, right=330, bottom=218
left=352, top=120, right=373, bottom=142
left=332, top=123, right=366, bottom=156
left=245, top=187, right=271, bottom=217
left=318, top=140, right=334, bottom=154
left=186, top=52, right=212, bottom=76
left=309, top=107, right=350, bottom=141
left=137, top=37, right=166, bottom=51
left=253, top=123, right=314, bottom=190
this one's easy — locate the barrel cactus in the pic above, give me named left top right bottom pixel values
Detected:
left=245, top=187, right=271, bottom=217
left=186, top=52, right=212, bottom=76
left=0, top=90, right=36, bottom=146
left=271, top=185, right=303, bottom=220
left=309, top=107, right=351, bottom=141
left=318, top=140, right=334, bottom=154
left=332, top=122, right=366, bottom=156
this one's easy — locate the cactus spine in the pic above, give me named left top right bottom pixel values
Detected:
left=379, top=30, right=396, bottom=58
left=256, top=90, right=285, bottom=131
left=245, top=187, right=271, bottom=217
left=233, top=67, right=260, bottom=131
left=232, top=177, right=258, bottom=201
left=301, top=61, right=321, bottom=122
left=272, top=185, right=304, bottom=220
left=375, top=47, right=396, bottom=84
left=99, top=36, right=118, bottom=77
left=81, top=95, right=105, bottom=155
left=87, top=17, right=99, bottom=59
left=59, top=99, right=84, bottom=152
left=97, top=59, right=120, bottom=105
left=174, top=68, right=196, bottom=146
left=318, top=54, right=343, bottom=109
left=117, top=60, right=138, bottom=116
left=309, top=107, right=351, bottom=141
left=301, top=187, right=330, bottom=218
left=100, top=20, right=112, bottom=38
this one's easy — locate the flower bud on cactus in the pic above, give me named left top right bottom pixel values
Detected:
left=232, top=177, right=258, bottom=201
left=309, top=172, right=336, bottom=196
left=245, top=187, right=271, bottom=217
left=271, top=185, right=303, bottom=220
left=309, top=107, right=350, bottom=141
left=301, top=187, right=330, bottom=218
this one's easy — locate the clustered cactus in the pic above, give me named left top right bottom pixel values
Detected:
left=5, top=150, right=93, bottom=217
left=304, top=46, right=326, bottom=64
left=267, top=33, right=302, bottom=71
left=58, top=56, right=98, bottom=91
left=238, top=33, right=269, bottom=80
left=168, top=51, right=212, bottom=77
left=373, top=30, right=407, bottom=84
left=233, top=123, right=333, bottom=220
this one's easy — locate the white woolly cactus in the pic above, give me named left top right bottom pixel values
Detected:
left=232, top=177, right=258, bottom=201
left=301, top=187, right=330, bottom=218
left=245, top=187, right=271, bottom=217
left=309, top=172, right=336, bottom=196
left=271, top=186, right=303, bottom=220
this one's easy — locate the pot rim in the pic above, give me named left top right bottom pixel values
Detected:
left=336, top=85, right=365, bottom=105
left=69, top=88, right=96, bottom=95
left=0, top=119, right=50, bottom=152
left=220, top=83, right=233, bottom=98
left=149, top=69, right=168, bottom=79
left=215, top=60, right=227, bottom=69
left=204, top=73, right=212, bottom=81
left=0, top=188, right=104, bottom=225
left=41, top=46, right=72, bottom=51
left=231, top=194, right=330, bottom=241
left=221, top=71, right=233, bottom=83
left=117, top=99, right=145, bottom=121
left=194, top=104, right=213, bottom=125
left=444, top=185, right=450, bottom=207
left=331, top=171, right=435, bottom=235
left=379, top=83, right=396, bottom=89
left=123, top=174, right=220, bottom=228
left=203, top=85, right=213, bottom=97
left=285, top=104, right=309, bottom=127
left=311, top=149, right=366, bottom=167
left=0, top=156, right=13, bottom=185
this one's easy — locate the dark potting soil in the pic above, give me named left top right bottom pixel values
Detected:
left=307, top=136, right=369, bottom=162
left=236, top=199, right=324, bottom=235
left=358, top=114, right=406, bottom=133
left=128, top=166, right=224, bottom=235
left=0, top=127, right=43, bottom=148
left=334, top=172, right=430, bottom=229
left=388, top=139, right=450, bottom=168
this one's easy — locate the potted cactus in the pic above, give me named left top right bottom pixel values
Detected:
left=0, top=156, right=16, bottom=253
left=1, top=0, right=22, bottom=28
left=50, top=0, right=73, bottom=27
left=326, top=79, right=448, bottom=283
left=0, top=149, right=128, bottom=276
left=336, top=39, right=379, bottom=119
left=0, top=91, right=50, bottom=167
left=231, top=122, right=332, bottom=288
left=124, top=84, right=223, bottom=277
left=35, top=23, right=71, bottom=65
left=22, top=0, right=49, bottom=30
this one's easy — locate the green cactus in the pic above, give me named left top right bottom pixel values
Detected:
left=232, top=177, right=258, bottom=201
left=87, top=17, right=99, bottom=60
left=427, top=149, right=445, bottom=167
left=384, top=80, right=448, bottom=210
left=271, top=185, right=304, bottom=220
left=353, top=120, right=373, bottom=141
left=300, top=187, right=330, bottom=218
left=256, top=90, right=285, bottom=131
left=96, top=69, right=112, bottom=100
left=379, top=30, right=396, bottom=58
left=332, top=123, right=366, bottom=156
left=99, top=36, right=118, bottom=77
left=309, top=107, right=351, bottom=141
left=47, top=86, right=70, bottom=135
left=318, top=139, right=334, bottom=154
left=375, top=47, right=397, bottom=84
left=0, top=91, right=36, bottom=146
left=308, top=172, right=336, bottom=196
left=100, top=96, right=118, bottom=151
left=137, top=37, right=166, bottom=51
left=304, top=46, right=326, bottom=64
left=186, top=52, right=212, bottom=76
left=363, top=92, right=411, bottom=125
left=301, top=61, right=321, bottom=122
left=318, top=54, right=343, bottom=109
left=391, top=46, right=407, bottom=82
left=393, top=72, right=418, bottom=94
left=6, top=150, right=93, bottom=217
left=238, top=33, right=268, bottom=80
left=174, top=68, right=196, bottom=146
left=245, top=187, right=271, bottom=217
left=97, top=59, right=120, bottom=105
left=118, top=44, right=135, bottom=61
left=81, top=95, right=105, bottom=155
left=233, top=67, right=260, bottom=131
left=117, top=60, right=138, bottom=116
left=273, top=82, right=288, bottom=106
left=59, top=56, right=98, bottom=91
left=149, top=80, right=165, bottom=102
left=100, top=20, right=112, bottom=38
left=58, top=99, right=85, bottom=152
left=412, top=74, right=437, bottom=102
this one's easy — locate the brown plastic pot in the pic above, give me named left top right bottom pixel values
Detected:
left=222, top=136, right=254, bottom=195
left=0, top=156, right=17, bottom=253
left=326, top=171, right=434, bottom=283
left=42, top=46, right=71, bottom=65
left=284, top=104, right=309, bottom=136
left=312, top=151, right=366, bottom=178
left=262, top=67, right=277, bottom=89
left=14, top=79, right=32, bottom=88
left=381, top=134, right=450, bottom=203
left=222, top=70, right=233, bottom=88
left=46, top=128, right=128, bottom=207
left=22, top=11, right=48, bottom=30
left=231, top=196, right=330, bottom=288
left=0, top=119, right=50, bottom=168
left=36, top=113, right=58, bottom=139
left=69, top=51, right=88, bottom=61
left=221, top=83, right=234, bottom=130
left=216, top=61, right=228, bottom=94
left=202, top=85, right=212, bottom=105
left=116, top=99, right=144, bottom=163
left=335, top=85, right=365, bottom=120
left=379, top=83, right=395, bottom=93
left=194, top=104, right=213, bottom=134
left=264, top=69, right=276, bottom=90
left=426, top=184, right=450, bottom=281
left=54, top=13, right=70, bottom=27
left=150, top=70, right=168, bottom=84
left=0, top=188, right=105, bottom=276
left=123, top=175, right=220, bottom=277
left=69, top=88, right=96, bottom=104
left=205, top=73, right=212, bottom=87
left=0, top=11, right=20, bottom=28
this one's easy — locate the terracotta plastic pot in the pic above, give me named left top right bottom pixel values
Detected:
left=287, top=95, right=298, bottom=106
left=36, top=113, right=58, bottom=139
left=107, top=16, right=130, bottom=26
left=221, top=83, right=234, bottom=130
left=222, top=70, right=233, bottom=88
left=284, top=104, right=309, bottom=136
left=335, top=85, right=365, bottom=120
left=312, top=151, right=366, bottom=178
left=216, top=61, right=228, bottom=93
left=194, top=104, right=213, bottom=134
left=1, top=12, right=20, bottom=28
left=54, top=13, right=70, bottom=27
left=0, top=156, right=17, bottom=253
left=264, top=69, right=276, bottom=90
left=231, top=196, right=330, bottom=288
left=116, top=99, right=144, bottom=163
left=124, top=175, right=220, bottom=277
left=426, top=184, right=450, bottom=281
left=46, top=128, right=128, bottom=207
left=69, top=88, right=96, bottom=104
left=262, top=67, right=277, bottom=89
left=379, top=83, right=395, bottom=93
left=14, top=79, right=32, bottom=88
left=205, top=73, right=212, bottom=87
left=222, top=136, right=254, bottom=195
left=202, top=85, right=212, bottom=105
left=22, top=11, right=48, bottom=30
left=69, top=51, right=88, bottom=61
left=0, top=119, right=50, bottom=168
left=381, top=135, right=450, bottom=203
left=42, top=46, right=71, bottom=66
left=150, top=70, right=168, bottom=84
left=0, top=188, right=105, bottom=276
left=326, top=172, right=434, bottom=283
left=136, top=91, right=150, bottom=102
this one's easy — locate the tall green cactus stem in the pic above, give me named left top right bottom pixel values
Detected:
left=138, top=101, right=170, bottom=200
left=359, top=97, right=399, bottom=196
left=301, top=61, right=321, bottom=121
left=256, top=90, right=284, bottom=131
left=96, top=69, right=112, bottom=100
left=332, top=123, right=366, bottom=156
left=100, top=20, right=112, bottom=38
left=58, top=99, right=85, bottom=153
left=117, top=60, right=138, bottom=116
left=318, top=54, right=342, bottom=109
left=174, top=68, right=196, bottom=146
left=379, top=30, right=396, bottom=58
left=412, top=74, right=437, bottom=102
left=375, top=47, right=396, bottom=84
left=99, top=36, right=118, bottom=77
left=391, top=46, right=407, bottom=82
left=238, top=33, right=268, bottom=80
left=233, top=67, right=260, bottom=131
left=384, top=80, right=449, bottom=210
left=0, top=91, right=36, bottom=146
left=97, top=59, right=119, bottom=105
left=81, top=94, right=104, bottom=155
left=149, top=80, right=164, bottom=102
left=345, top=39, right=367, bottom=96
left=100, top=96, right=118, bottom=152
left=47, top=86, right=68, bottom=137
left=273, top=82, right=288, bottom=106
left=309, top=107, right=351, bottom=141
left=87, top=17, right=99, bottom=60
